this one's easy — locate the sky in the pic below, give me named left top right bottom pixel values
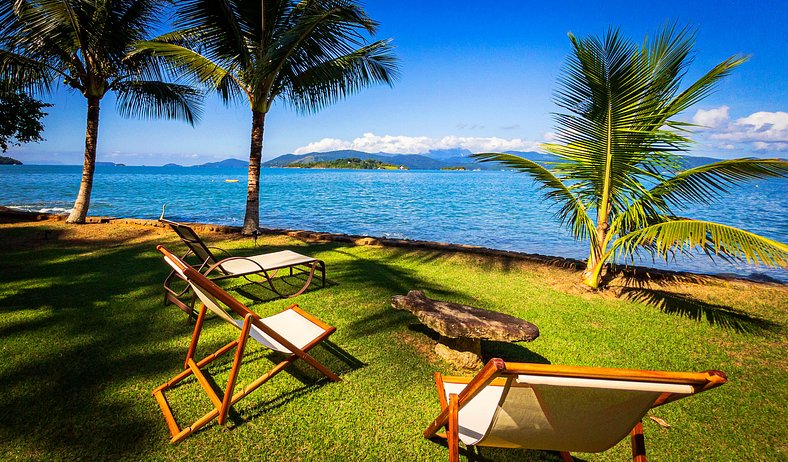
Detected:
left=6, top=0, right=788, bottom=166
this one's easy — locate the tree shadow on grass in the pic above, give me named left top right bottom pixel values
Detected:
left=620, top=287, right=779, bottom=334
left=326, top=248, right=468, bottom=339
left=0, top=225, right=213, bottom=458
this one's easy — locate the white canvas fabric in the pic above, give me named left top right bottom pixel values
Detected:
left=443, top=382, right=507, bottom=446
left=218, top=250, right=316, bottom=275
left=189, top=283, right=237, bottom=325
left=237, top=308, right=326, bottom=354
left=445, top=375, right=694, bottom=452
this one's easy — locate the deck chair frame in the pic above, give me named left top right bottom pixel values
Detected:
left=153, top=245, right=340, bottom=444
left=160, top=217, right=325, bottom=316
left=424, top=358, right=727, bottom=462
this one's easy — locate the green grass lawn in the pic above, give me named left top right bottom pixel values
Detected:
left=0, top=218, right=785, bottom=461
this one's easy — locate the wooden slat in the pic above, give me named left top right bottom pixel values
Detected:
left=500, top=362, right=724, bottom=386
left=188, top=358, right=222, bottom=410
left=448, top=393, right=459, bottom=462
left=153, top=390, right=180, bottom=437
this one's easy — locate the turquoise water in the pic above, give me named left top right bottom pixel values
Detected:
left=1, top=164, right=786, bottom=281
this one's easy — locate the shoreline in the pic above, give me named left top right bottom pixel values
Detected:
left=1, top=206, right=783, bottom=286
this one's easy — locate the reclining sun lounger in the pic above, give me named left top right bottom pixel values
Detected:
left=159, top=215, right=325, bottom=315
left=153, top=245, right=340, bottom=444
left=424, top=358, right=727, bottom=461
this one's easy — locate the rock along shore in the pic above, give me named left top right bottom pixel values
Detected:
left=1, top=206, right=782, bottom=285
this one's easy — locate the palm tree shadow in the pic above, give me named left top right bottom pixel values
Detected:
left=620, top=288, right=778, bottom=334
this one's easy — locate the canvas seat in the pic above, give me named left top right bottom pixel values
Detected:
left=153, top=245, right=340, bottom=444
left=424, top=358, right=727, bottom=461
left=159, top=211, right=325, bottom=316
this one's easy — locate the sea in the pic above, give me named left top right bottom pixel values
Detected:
left=1, top=164, right=786, bottom=282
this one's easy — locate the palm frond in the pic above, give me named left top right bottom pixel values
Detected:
left=279, top=39, right=397, bottom=112
left=134, top=40, right=245, bottom=103
left=650, top=158, right=788, bottom=208
left=114, top=80, right=203, bottom=125
left=613, top=219, right=788, bottom=268
left=473, top=152, right=597, bottom=241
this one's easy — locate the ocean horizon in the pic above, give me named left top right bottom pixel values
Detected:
left=2, top=164, right=786, bottom=282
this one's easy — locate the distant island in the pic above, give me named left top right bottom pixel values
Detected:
left=286, top=157, right=405, bottom=170
left=0, top=156, right=22, bottom=165
left=96, top=161, right=125, bottom=167
left=441, top=166, right=466, bottom=171
left=196, top=158, right=248, bottom=168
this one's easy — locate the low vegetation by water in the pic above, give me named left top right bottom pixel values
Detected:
left=287, top=157, right=405, bottom=170
left=0, top=155, right=21, bottom=165
left=0, top=217, right=785, bottom=460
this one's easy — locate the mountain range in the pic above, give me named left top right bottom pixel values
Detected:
left=262, top=148, right=561, bottom=170
left=160, top=150, right=727, bottom=170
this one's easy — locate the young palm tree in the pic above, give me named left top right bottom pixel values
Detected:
left=141, top=0, right=398, bottom=234
left=0, top=0, right=201, bottom=223
left=476, top=26, right=788, bottom=289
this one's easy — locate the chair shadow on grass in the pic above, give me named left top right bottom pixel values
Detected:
left=429, top=439, right=589, bottom=462
left=620, top=287, right=779, bottom=334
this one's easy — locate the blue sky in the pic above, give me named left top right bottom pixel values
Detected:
left=7, top=0, right=788, bottom=165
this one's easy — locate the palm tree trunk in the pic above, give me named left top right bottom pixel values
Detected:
left=242, top=110, right=265, bottom=234
left=582, top=218, right=610, bottom=289
left=583, top=233, right=606, bottom=289
left=66, top=96, right=101, bottom=224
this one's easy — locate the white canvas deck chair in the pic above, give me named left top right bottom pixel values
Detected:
left=153, top=245, right=340, bottom=444
left=424, top=358, right=727, bottom=462
left=159, top=213, right=325, bottom=316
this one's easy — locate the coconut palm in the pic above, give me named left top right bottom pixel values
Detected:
left=475, top=26, right=788, bottom=289
left=0, top=0, right=201, bottom=223
left=141, top=0, right=398, bottom=234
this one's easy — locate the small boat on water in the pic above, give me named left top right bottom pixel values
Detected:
left=225, top=179, right=240, bottom=183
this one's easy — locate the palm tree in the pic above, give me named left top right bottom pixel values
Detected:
left=0, top=0, right=201, bottom=223
left=141, top=0, right=398, bottom=234
left=476, top=26, right=788, bottom=289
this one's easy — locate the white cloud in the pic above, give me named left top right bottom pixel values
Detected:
left=708, top=111, right=788, bottom=148
left=692, top=108, right=788, bottom=153
left=293, top=132, right=542, bottom=155
left=692, top=106, right=730, bottom=128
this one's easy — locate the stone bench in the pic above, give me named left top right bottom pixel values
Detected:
left=391, top=290, right=539, bottom=368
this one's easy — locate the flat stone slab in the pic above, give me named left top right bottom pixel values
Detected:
left=391, top=290, right=539, bottom=368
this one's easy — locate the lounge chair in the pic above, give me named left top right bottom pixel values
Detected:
left=159, top=214, right=325, bottom=315
left=424, top=358, right=727, bottom=462
left=153, top=245, right=340, bottom=444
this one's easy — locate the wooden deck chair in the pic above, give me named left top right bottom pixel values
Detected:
left=153, top=245, right=340, bottom=444
left=424, top=358, right=727, bottom=462
left=159, top=214, right=325, bottom=315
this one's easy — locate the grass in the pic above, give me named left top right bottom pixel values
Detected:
left=0, top=217, right=785, bottom=461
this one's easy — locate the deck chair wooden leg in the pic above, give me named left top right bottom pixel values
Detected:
left=631, top=420, right=647, bottom=462
left=218, top=317, right=252, bottom=425
left=448, top=393, right=460, bottom=462
left=184, top=304, right=208, bottom=369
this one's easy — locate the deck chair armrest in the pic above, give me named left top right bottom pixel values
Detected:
left=207, top=246, right=233, bottom=258
left=424, top=358, right=506, bottom=438
left=205, top=255, right=267, bottom=278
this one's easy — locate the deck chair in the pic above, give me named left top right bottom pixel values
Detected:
left=424, top=358, right=727, bottom=462
left=153, top=245, right=340, bottom=444
left=159, top=215, right=325, bottom=315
